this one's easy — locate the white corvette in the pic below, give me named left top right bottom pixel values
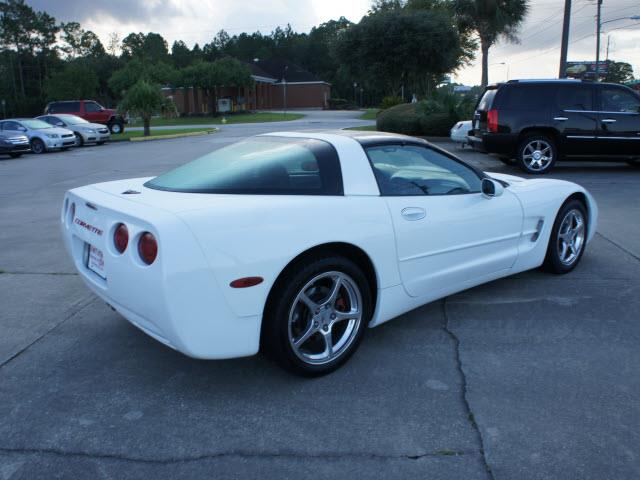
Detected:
left=61, top=131, right=598, bottom=376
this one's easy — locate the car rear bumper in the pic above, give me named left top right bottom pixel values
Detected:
left=61, top=187, right=262, bottom=360
left=469, top=132, right=518, bottom=155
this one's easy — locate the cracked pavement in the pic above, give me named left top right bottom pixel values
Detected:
left=1, top=111, right=639, bottom=479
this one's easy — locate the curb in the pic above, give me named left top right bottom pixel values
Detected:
left=127, top=129, right=217, bottom=142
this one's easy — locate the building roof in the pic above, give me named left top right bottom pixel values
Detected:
left=251, top=59, right=325, bottom=84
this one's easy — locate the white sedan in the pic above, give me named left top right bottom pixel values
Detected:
left=61, top=131, right=598, bottom=376
left=450, top=120, right=472, bottom=147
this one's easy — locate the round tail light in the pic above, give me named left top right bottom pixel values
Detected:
left=138, top=232, right=158, bottom=265
left=114, top=223, right=128, bottom=253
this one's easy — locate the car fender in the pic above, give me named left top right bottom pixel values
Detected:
left=489, top=173, right=598, bottom=272
left=176, top=195, right=401, bottom=318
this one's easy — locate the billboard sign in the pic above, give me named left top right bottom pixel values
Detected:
left=566, top=61, right=609, bottom=79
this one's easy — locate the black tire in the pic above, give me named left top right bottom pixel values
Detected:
left=9, top=153, right=22, bottom=158
left=517, top=133, right=557, bottom=174
left=543, top=199, right=588, bottom=274
left=31, top=138, right=45, bottom=154
left=75, top=132, right=84, bottom=147
left=262, top=256, right=373, bottom=377
left=108, top=121, right=124, bottom=134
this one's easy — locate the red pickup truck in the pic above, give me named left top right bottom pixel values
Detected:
left=44, top=100, right=127, bottom=134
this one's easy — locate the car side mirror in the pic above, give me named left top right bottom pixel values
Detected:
left=482, top=178, right=504, bottom=198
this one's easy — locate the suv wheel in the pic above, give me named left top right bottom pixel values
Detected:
left=108, top=121, right=124, bottom=135
left=517, top=134, right=557, bottom=174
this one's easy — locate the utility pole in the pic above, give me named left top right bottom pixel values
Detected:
left=559, top=0, right=572, bottom=78
left=605, top=35, right=611, bottom=61
left=595, top=0, right=603, bottom=81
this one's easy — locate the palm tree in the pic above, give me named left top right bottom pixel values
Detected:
left=455, top=0, right=529, bottom=88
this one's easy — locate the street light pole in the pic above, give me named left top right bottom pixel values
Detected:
left=559, top=0, right=572, bottom=78
left=595, top=0, right=602, bottom=81
left=282, top=65, right=288, bottom=119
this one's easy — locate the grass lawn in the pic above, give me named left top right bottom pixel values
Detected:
left=359, top=109, right=380, bottom=120
left=344, top=125, right=378, bottom=131
left=110, top=128, right=216, bottom=142
left=129, top=112, right=304, bottom=127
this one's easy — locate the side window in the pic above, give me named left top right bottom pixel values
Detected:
left=366, top=145, right=482, bottom=196
left=500, top=85, right=549, bottom=111
left=85, top=102, right=101, bottom=112
left=600, top=87, right=640, bottom=113
left=555, top=85, right=593, bottom=111
left=3, top=121, right=21, bottom=131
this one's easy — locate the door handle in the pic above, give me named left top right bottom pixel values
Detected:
left=554, top=117, right=568, bottom=121
left=602, top=118, right=617, bottom=123
left=401, top=207, right=426, bottom=221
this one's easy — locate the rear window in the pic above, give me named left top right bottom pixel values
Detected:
left=49, top=102, right=80, bottom=113
left=477, top=89, right=497, bottom=111
left=145, top=136, right=343, bottom=195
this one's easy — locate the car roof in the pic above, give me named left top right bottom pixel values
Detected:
left=263, top=129, right=428, bottom=147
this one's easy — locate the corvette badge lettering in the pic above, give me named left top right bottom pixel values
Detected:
left=74, top=218, right=103, bottom=236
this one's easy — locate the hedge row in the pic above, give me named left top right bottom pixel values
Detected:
left=376, top=102, right=460, bottom=136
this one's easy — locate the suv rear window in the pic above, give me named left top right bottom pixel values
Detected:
left=477, top=89, right=496, bottom=111
left=48, top=102, right=80, bottom=113
left=145, top=137, right=343, bottom=195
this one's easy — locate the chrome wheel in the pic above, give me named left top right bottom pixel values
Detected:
left=288, top=271, right=363, bottom=366
left=522, top=140, right=553, bottom=171
left=557, top=209, right=585, bottom=266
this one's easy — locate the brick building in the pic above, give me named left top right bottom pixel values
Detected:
left=164, top=59, right=331, bottom=115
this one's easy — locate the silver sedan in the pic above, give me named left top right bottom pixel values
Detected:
left=37, top=114, right=110, bottom=147
left=0, top=118, right=76, bottom=154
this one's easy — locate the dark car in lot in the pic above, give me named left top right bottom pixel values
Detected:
left=0, top=132, right=30, bottom=158
left=468, top=79, right=640, bottom=173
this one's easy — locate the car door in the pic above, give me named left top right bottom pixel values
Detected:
left=83, top=101, right=103, bottom=123
left=366, top=143, right=523, bottom=298
left=553, top=83, right=599, bottom=155
left=596, top=85, right=640, bottom=155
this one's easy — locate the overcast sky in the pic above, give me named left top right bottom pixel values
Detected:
left=29, top=0, right=640, bottom=86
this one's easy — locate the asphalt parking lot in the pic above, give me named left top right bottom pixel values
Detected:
left=1, top=111, right=639, bottom=479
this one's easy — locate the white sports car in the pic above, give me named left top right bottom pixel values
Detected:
left=61, top=131, right=598, bottom=376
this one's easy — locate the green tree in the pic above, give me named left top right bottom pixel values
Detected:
left=336, top=8, right=467, bottom=99
left=108, top=59, right=177, bottom=97
left=121, top=32, right=168, bottom=63
left=605, top=61, right=634, bottom=84
left=454, top=0, right=528, bottom=88
left=171, top=40, right=192, bottom=68
left=60, top=22, right=105, bottom=58
left=44, top=61, right=99, bottom=100
left=179, top=58, right=253, bottom=113
left=118, top=80, right=171, bottom=136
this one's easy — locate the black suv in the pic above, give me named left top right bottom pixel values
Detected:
left=469, top=79, right=640, bottom=173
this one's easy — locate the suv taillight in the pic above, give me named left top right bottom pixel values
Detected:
left=487, top=109, right=499, bottom=133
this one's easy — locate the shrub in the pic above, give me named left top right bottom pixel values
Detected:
left=376, top=102, right=422, bottom=135
left=380, top=96, right=404, bottom=110
left=419, top=111, right=459, bottom=136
